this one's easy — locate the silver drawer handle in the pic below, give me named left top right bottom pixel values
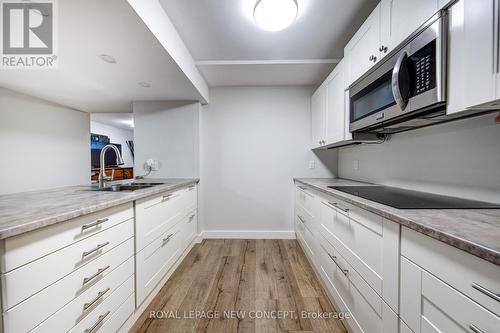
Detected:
left=82, top=242, right=109, bottom=258
left=163, top=233, right=174, bottom=244
left=84, top=310, right=110, bottom=333
left=298, top=186, right=307, bottom=190
left=188, top=186, right=195, bottom=191
left=297, top=215, right=305, bottom=224
left=81, top=218, right=108, bottom=231
left=83, top=265, right=110, bottom=285
left=188, top=214, right=195, bottom=222
left=472, top=282, right=500, bottom=303
left=328, top=201, right=349, bottom=213
left=469, top=324, right=486, bottom=333
left=327, top=253, right=349, bottom=276
left=162, top=194, right=174, bottom=202
left=83, top=288, right=110, bottom=311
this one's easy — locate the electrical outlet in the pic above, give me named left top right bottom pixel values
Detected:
left=353, top=159, right=359, bottom=171
left=146, top=159, right=159, bottom=171
left=308, top=160, right=315, bottom=169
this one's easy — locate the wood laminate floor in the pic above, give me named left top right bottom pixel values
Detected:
left=130, top=239, right=348, bottom=333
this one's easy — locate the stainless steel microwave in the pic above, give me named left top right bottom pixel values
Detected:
left=349, top=12, right=447, bottom=134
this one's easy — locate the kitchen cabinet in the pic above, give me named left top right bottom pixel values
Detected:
left=0, top=204, right=135, bottom=333
left=311, top=60, right=348, bottom=149
left=294, top=183, right=401, bottom=333
left=380, top=0, right=438, bottom=58
left=447, top=0, right=500, bottom=114
left=311, top=85, right=327, bottom=149
left=401, top=227, right=500, bottom=317
left=345, top=0, right=441, bottom=86
left=135, top=184, right=198, bottom=306
left=344, top=4, right=381, bottom=86
left=0, top=182, right=199, bottom=333
left=401, top=257, right=500, bottom=333
left=325, top=60, right=346, bottom=145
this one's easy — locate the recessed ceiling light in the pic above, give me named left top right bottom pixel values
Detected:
left=99, top=54, right=117, bottom=64
left=254, top=0, right=298, bottom=32
left=138, top=82, right=151, bottom=88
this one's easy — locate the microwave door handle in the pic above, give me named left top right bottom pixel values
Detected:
left=392, top=51, right=409, bottom=111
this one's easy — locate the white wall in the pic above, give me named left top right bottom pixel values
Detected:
left=338, top=113, right=500, bottom=203
left=0, top=88, right=90, bottom=194
left=133, top=101, right=200, bottom=178
left=199, top=86, right=337, bottom=238
left=90, top=121, right=134, bottom=167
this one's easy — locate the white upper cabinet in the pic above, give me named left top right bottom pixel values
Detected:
left=447, top=0, right=499, bottom=114
left=311, top=85, right=327, bottom=149
left=380, top=0, right=438, bottom=58
left=325, top=60, right=346, bottom=145
left=345, top=3, right=381, bottom=87
left=345, top=0, right=441, bottom=86
left=311, top=61, right=348, bottom=149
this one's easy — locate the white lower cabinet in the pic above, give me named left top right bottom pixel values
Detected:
left=401, top=257, right=500, bottom=333
left=294, top=184, right=400, bottom=333
left=0, top=183, right=199, bottom=333
left=317, top=233, right=399, bottom=333
left=135, top=185, right=198, bottom=306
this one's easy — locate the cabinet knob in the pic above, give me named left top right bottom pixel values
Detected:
left=369, top=55, right=374, bottom=61
left=379, top=45, right=388, bottom=53
left=372, top=56, right=377, bottom=62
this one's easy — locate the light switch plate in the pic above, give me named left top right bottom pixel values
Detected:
left=309, top=160, right=315, bottom=169
left=353, top=159, right=359, bottom=171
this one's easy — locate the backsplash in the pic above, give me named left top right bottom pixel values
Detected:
left=338, top=113, right=500, bottom=203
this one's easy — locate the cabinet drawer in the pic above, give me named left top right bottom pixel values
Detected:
left=295, top=185, right=317, bottom=218
left=317, top=234, right=398, bottom=333
left=135, top=184, right=197, bottom=252
left=183, top=184, right=198, bottom=214
left=401, top=257, right=500, bottom=333
left=2, top=236, right=133, bottom=314
left=68, top=276, right=134, bottom=333
left=1, top=219, right=133, bottom=311
left=183, top=209, right=197, bottom=248
left=136, top=220, right=185, bottom=306
left=402, top=227, right=500, bottom=316
left=1, top=203, right=133, bottom=273
left=319, top=197, right=400, bottom=312
left=135, top=188, right=185, bottom=251
left=295, top=213, right=316, bottom=259
left=4, top=256, right=134, bottom=333
left=295, top=205, right=316, bottom=235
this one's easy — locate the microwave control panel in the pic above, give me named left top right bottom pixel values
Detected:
left=411, top=40, right=436, bottom=96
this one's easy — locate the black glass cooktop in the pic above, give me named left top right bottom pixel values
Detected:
left=327, top=186, right=500, bottom=209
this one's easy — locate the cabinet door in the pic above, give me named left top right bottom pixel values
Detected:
left=380, top=0, right=438, bottom=58
left=311, top=85, right=326, bottom=149
left=324, top=61, right=346, bottom=145
left=400, top=257, right=500, bottom=333
left=447, top=0, right=497, bottom=114
left=345, top=4, right=381, bottom=86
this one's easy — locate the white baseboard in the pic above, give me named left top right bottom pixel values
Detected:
left=200, top=230, right=296, bottom=239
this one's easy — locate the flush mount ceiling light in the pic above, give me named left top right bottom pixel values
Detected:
left=254, top=0, right=298, bottom=31
left=99, top=54, right=117, bottom=64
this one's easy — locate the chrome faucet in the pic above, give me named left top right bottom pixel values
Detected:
left=98, top=144, right=125, bottom=188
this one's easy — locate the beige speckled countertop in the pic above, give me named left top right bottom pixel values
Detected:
left=294, top=178, right=500, bottom=266
left=0, top=178, right=198, bottom=240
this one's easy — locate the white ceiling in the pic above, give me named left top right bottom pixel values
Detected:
left=160, top=0, right=379, bottom=86
left=0, top=0, right=207, bottom=113
left=91, top=113, right=134, bottom=131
